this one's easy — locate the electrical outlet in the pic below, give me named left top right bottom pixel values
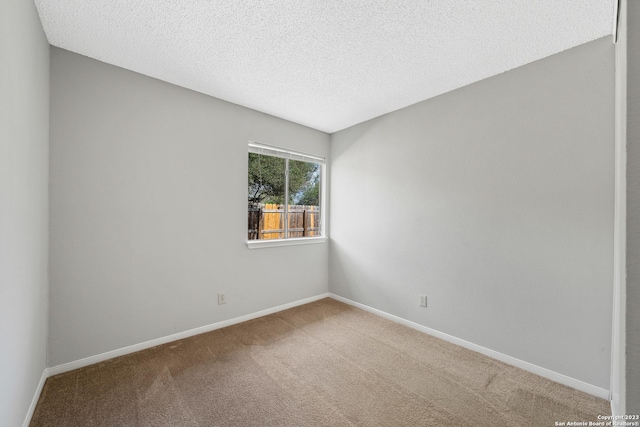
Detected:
left=218, top=292, right=226, bottom=305
left=419, top=295, right=427, bottom=307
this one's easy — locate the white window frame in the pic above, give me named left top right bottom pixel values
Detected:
left=247, top=141, right=327, bottom=249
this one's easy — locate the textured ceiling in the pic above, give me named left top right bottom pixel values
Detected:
left=35, top=1, right=615, bottom=133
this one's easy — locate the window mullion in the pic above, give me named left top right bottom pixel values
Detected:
left=284, top=158, right=289, bottom=239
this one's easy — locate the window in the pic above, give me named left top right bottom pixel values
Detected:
left=247, top=142, right=325, bottom=248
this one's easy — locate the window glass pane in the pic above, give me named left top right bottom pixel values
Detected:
left=248, top=153, right=286, bottom=240
left=288, top=159, right=321, bottom=238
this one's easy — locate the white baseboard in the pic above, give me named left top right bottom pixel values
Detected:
left=47, top=293, right=330, bottom=376
left=22, top=369, right=48, bottom=427
left=329, top=293, right=610, bottom=400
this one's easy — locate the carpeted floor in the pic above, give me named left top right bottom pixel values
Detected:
left=31, top=298, right=610, bottom=426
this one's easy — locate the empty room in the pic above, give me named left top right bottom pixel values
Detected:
left=2, top=0, right=638, bottom=426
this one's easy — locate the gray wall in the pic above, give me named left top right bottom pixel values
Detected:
left=49, top=47, right=330, bottom=366
left=626, top=0, right=640, bottom=414
left=330, top=37, right=614, bottom=390
left=0, top=1, right=50, bottom=425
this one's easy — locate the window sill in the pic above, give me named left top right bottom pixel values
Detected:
left=246, top=236, right=327, bottom=249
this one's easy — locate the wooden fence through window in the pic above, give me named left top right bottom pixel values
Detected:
left=248, top=203, right=320, bottom=240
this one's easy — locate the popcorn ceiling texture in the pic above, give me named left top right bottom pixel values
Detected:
left=35, top=0, right=615, bottom=133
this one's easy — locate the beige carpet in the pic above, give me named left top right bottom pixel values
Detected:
left=31, top=298, right=610, bottom=426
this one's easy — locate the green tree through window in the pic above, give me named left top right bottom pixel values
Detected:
left=248, top=154, right=319, bottom=205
